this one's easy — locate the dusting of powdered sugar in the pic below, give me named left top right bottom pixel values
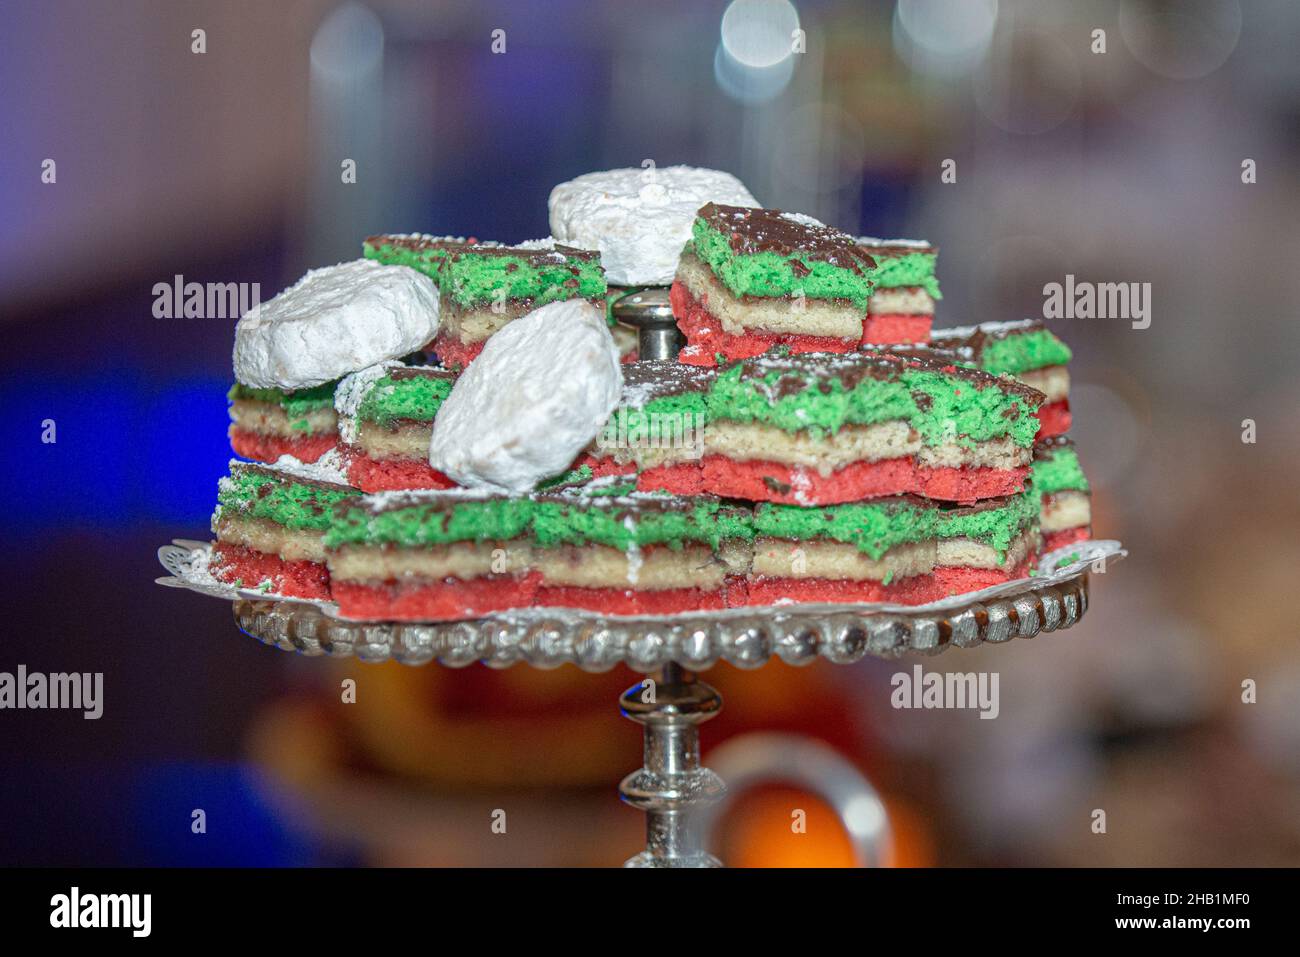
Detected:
left=780, top=211, right=826, bottom=228
left=333, top=359, right=402, bottom=443
left=624, top=515, right=642, bottom=586
left=548, top=166, right=758, bottom=286
left=428, top=299, right=624, bottom=493
left=233, top=259, right=439, bottom=390
left=267, top=448, right=351, bottom=486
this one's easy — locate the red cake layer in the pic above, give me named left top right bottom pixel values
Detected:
left=700, top=455, right=1028, bottom=505
left=429, top=334, right=485, bottom=370
left=331, top=574, right=541, bottom=622
left=1035, top=400, right=1071, bottom=438
left=210, top=542, right=331, bottom=599
left=931, top=557, right=1034, bottom=597
left=569, top=453, right=638, bottom=481
left=742, top=559, right=1035, bottom=608
left=344, top=451, right=456, bottom=493
left=229, top=427, right=336, bottom=464
left=671, top=281, right=858, bottom=367
left=535, top=585, right=727, bottom=615
left=1043, top=526, right=1090, bottom=552
left=861, top=313, right=932, bottom=345
left=636, top=460, right=705, bottom=495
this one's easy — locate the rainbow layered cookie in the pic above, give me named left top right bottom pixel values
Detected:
left=227, top=381, right=339, bottom=463
left=697, top=352, right=1042, bottom=505
left=433, top=244, right=606, bottom=368
left=527, top=485, right=752, bottom=614
left=325, top=489, right=537, bottom=620
left=362, top=233, right=478, bottom=280
left=580, top=361, right=714, bottom=494
left=672, top=204, right=877, bottom=366
left=856, top=238, right=940, bottom=344
left=210, top=459, right=358, bottom=599
left=929, top=319, right=1073, bottom=438
left=334, top=363, right=458, bottom=492
left=323, top=484, right=751, bottom=620
left=742, top=490, right=1039, bottom=607
left=1031, top=436, right=1092, bottom=551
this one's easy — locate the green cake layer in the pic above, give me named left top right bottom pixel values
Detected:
left=689, top=205, right=876, bottom=308
left=442, top=247, right=605, bottom=310
left=753, top=490, right=1036, bottom=563
left=355, top=372, right=454, bottom=427
left=859, top=247, right=941, bottom=298
left=216, top=465, right=357, bottom=532
left=979, top=329, right=1072, bottom=376
left=362, top=234, right=472, bottom=280
left=931, top=322, right=1073, bottom=376
left=1031, top=443, right=1089, bottom=494
left=228, top=381, right=337, bottom=433
left=326, top=489, right=750, bottom=552
left=708, top=354, right=1041, bottom=448
left=531, top=495, right=751, bottom=552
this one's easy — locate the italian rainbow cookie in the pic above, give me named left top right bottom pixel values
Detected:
left=696, top=352, right=1043, bottom=505
left=228, top=259, right=441, bottom=462
left=855, top=238, right=940, bottom=345
left=227, top=380, right=339, bottom=464
left=323, top=483, right=751, bottom=620
left=431, top=243, right=606, bottom=369
left=1031, top=436, right=1092, bottom=551
left=333, top=362, right=458, bottom=493
left=928, top=319, right=1073, bottom=438
left=209, top=458, right=358, bottom=599
left=743, top=490, right=1040, bottom=607
left=672, top=204, right=877, bottom=366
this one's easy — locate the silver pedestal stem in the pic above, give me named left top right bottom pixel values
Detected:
left=619, top=663, right=726, bottom=867
left=610, top=287, right=680, bottom=361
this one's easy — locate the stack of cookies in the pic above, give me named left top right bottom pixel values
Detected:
left=208, top=165, right=1091, bottom=619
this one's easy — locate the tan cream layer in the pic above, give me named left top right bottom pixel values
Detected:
left=1017, top=365, right=1070, bottom=403
left=229, top=400, right=337, bottom=438
left=676, top=252, right=864, bottom=340
left=936, top=529, right=1038, bottom=571
left=866, top=286, right=934, bottom=316
left=751, top=538, right=936, bottom=582
left=352, top=420, right=432, bottom=460
left=1041, top=490, right=1091, bottom=532
left=328, top=541, right=751, bottom=591
left=215, top=514, right=326, bottom=563
left=439, top=299, right=535, bottom=345
left=705, top=419, right=1029, bottom=472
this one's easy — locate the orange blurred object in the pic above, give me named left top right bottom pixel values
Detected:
left=720, top=788, right=934, bottom=868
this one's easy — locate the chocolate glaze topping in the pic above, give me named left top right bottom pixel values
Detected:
left=231, top=461, right=354, bottom=495
left=364, top=234, right=481, bottom=252
left=697, top=203, right=875, bottom=274
left=1033, top=434, right=1075, bottom=458
left=929, top=319, right=1046, bottom=361
left=387, top=365, right=458, bottom=383
left=446, top=243, right=600, bottom=266
left=620, top=360, right=716, bottom=405
left=732, top=350, right=1045, bottom=404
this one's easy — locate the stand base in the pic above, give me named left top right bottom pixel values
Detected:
left=619, top=664, right=726, bottom=867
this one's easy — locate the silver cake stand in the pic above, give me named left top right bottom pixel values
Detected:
left=210, top=295, right=1103, bottom=866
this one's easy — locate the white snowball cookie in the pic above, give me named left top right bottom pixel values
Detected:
left=233, top=259, right=439, bottom=390
left=428, top=299, right=623, bottom=493
left=548, top=166, right=758, bottom=286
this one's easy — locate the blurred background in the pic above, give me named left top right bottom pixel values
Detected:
left=3, top=0, right=1299, bottom=866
